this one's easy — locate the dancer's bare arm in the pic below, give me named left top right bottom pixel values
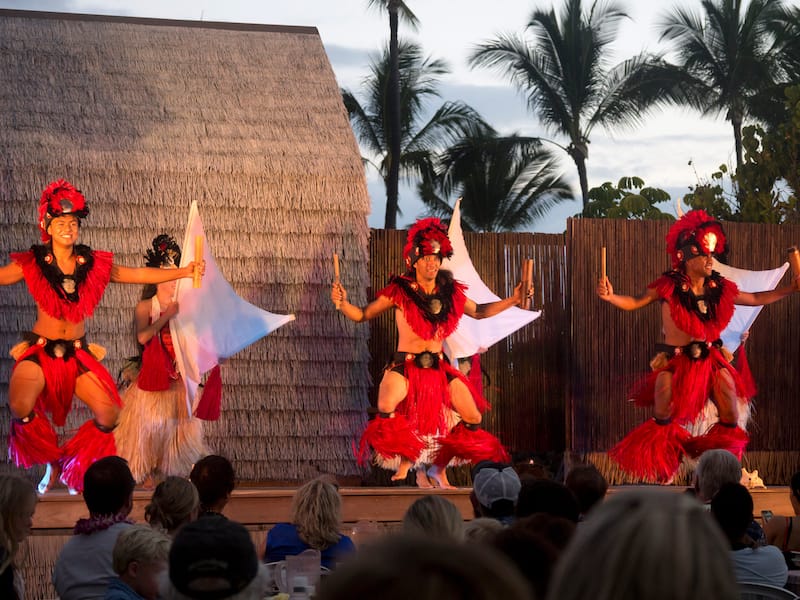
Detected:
left=736, top=284, right=797, bottom=306
left=0, top=262, right=24, bottom=286
left=111, top=262, right=200, bottom=285
left=331, top=282, right=394, bottom=322
left=597, top=277, right=658, bottom=310
left=134, top=299, right=179, bottom=345
left=465, top=282, right=527, bottom=319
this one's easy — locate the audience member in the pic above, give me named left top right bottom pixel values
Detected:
left=470, top=462, right=521, bottom=526
left=0, top=474, right=37, bottom=600
left=514, top=513, right=576, bottom=552
left=53, top=456, right=136, bottom=600
left=492, top=524, right=559, bottom=599
left=546, top=488, right=739, bottom=600
left=144, top=477, right=200, bottom=537
left=189, top=455, right=235, bottom=518
left=402, top=495, right=464, bottom=542
left=264, top=477, right=355, bottom=569
left=105, top=525, right=170, bottom=600
left=764, top=470, right=800, bottom=552
left=516, top=477, right=579, bottom=522
left=565, top=464, right=608, bottom=520
left=162, top=516, right=269, bottom=600
left=317, top=534, right=533, bottom=600
left=694, top=449, right=766, bottom=545
left=711, top=482, right=788, bottom=588
left=463, top=517, right=504, bottom=544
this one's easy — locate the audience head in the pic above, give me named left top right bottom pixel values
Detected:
left=83, top=456, right=136, bottom=517
left=492, top=524, right=559, bottom=600
left=145, top=477, right=200, bottom=536
left=113, top=524, right=171, bottom=600
left=693, top=449, right=741, bottom=503
left=291, top=477, right=344, bottom=550
left=471, top=462, right=521, bottom=523
left=189, top=455, right=235, bottom=514
left=710, top=482, right=753, bottom=546
left=402, top=495, right=464, bottom=542
left=791, top=470, right=800, bottom=514
left=163, top=516, right=267, bottom=600
left=0, top=474, right=37, bottom=570
left=317, top=534, right=532, bottom=600
left=565, top=464, right=608, bottom=518
left=546, top=488, right=738, bottom=600
left=516, top=477, right=579, bottom=522
left=515, top=513, right=576, bottom=552
left=463, top=517, right=504, bottom=544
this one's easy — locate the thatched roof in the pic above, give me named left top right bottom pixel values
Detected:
left=0, top=9, right=371, bottom=481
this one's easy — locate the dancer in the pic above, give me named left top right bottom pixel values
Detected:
left=331, top=218, right=529, bottom=488
left=115, top=234, right=208, bottom=487
left=1, top=180, right=203, bottom=493
left=597, top=209, right=797, bottom=483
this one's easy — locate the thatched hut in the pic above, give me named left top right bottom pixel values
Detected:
left=0, top=9, right=371, bottom=482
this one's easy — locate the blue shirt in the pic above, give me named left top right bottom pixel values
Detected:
left=264, top=523, right=355, bottom=569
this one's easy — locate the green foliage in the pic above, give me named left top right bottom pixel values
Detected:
left=584, top=177, right=673, bottom=220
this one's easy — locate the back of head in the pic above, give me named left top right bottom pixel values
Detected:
left=463, top=517, right=504, bottom=544
left=492, top=525, right=559, bottom=600
left=145, top=477, right=200, bottom=534
left=516, top=478, right=579, bottom=522
left=166, top=516, right=264, bottom=600
left=84, top=456, right=136, bottom=516
left=189, top=455, right=235, bottom=512
left=402, top=495, right=464, bottom=542
left=565, top=465, right=608, bottom=517
left=113, top=524, right=171, bottom=575
left=317, top=534, right=531, bottom=600
left=710, top=482, right=753, bottom=544
left=546, top=488, right=737, bottom=600
left=472, top=462, right=521, bottom=520
left=694, top=449, right=741, bottom=502
left=0, top=474, right=37, bottom=564
left=291, top=478, right=342, bottom=550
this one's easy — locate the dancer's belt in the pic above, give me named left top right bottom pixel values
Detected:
left=655, top=339, right=723, bottom=361
left=392, top=350, right=445, bottom=369
left=21, top=332, right=88, bottom=360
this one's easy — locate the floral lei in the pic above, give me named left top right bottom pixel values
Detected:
left=73, top=513, right=133, bottom=535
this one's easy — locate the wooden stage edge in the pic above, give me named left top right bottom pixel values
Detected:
left=32, top=484, right=795, bottom=532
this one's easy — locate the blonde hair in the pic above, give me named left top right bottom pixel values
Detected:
left=145, top=477, right=199, bottom=535
left=291, top=478, right=343, bottom=550
left=0, top=474, right=37, bottom=572
left=402, top=495, right=464, bottom=541
left=463, top=517, right=504, bottom=543
left=546, top=489, right=738, bottom=600
left=112, top=525, right=171, bottom=574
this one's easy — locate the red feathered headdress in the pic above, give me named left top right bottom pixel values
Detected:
left=665, top=209, right=728, bottom=268
left=38, top=179, right=89, bottom=242
left=403, top=217, right=454, bottom=269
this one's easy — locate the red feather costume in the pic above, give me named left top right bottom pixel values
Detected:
left=610, top=211, right=751, bottom=482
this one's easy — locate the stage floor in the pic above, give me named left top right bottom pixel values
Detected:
left=31, top=484, right=794, bottom=531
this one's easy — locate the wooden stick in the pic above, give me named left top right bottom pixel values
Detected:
left=601, top=246, right=607, bottom=281
left=333, top=253, right=341, bottom=309
left=193, top=235, right=203, bottom=288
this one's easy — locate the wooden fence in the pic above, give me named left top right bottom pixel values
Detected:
left=368, top=219, right=800, bottom=485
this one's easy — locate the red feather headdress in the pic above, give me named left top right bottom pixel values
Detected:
left=665, top=209, right=728, bottom=268
left=38, top=179, right=89, bottom=243
left=403, top=217, right=454, bottom=270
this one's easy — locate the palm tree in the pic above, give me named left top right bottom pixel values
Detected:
left=418, top=131, right=572, bottom=232
left=342, top=42, right=489, bottom=228
left=366, top=0, right=419, bottom=229
left=469, top=0, right=674, bottom=213
left=658, top=0, right=787, bottom=171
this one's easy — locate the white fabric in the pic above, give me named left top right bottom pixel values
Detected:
left=442, top=199, right=541, bottom=359
left=171, top=201, right=295, bottom=411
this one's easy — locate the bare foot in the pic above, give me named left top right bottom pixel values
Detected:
left=390, top=459, right=413, bottom=482
left=426, top=465, right=456, bottom=489
left=37, top=462, right=60, bottom=495
left=415, top=467, right=434, bottom=489
left=141, top=474, right=157, bottom=491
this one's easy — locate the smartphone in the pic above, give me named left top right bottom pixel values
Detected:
left=761, top=510, right=773, bottom=523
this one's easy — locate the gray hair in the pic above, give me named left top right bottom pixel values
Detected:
left=694, top=449, right=741, bottom=502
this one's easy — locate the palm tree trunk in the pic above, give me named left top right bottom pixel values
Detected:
left=569, top=145, right=590, bottom=214
left=384, top=2, right=401, bottom=229
left=732, top=117, right=744, bottom=173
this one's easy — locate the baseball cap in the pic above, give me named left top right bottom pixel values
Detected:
left=473, top=463, right=521, bottom=508
left=169, top=516, right=258, bottom=599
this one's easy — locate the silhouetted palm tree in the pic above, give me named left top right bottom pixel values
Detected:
left=343, top=42, right=489, bottom=227
left=366, top=0, right=419, bottom=229
left=658, top=0, right=787, bottom=170
left=419, top=131, right=573, bottom=232
left=469, top=0, right=674, bottom=213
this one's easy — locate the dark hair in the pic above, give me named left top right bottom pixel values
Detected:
left=491, top=526, right=559, bottom=600
left=710, top=482, right=753, bottom=544
left=565, top=465, right=608, bottom=516
left=189, top=455, right=235, bottom=510
left=83, top=456, right=135, bottom=516
left=516, top=478, right=580, bottom=522
left=791, top=471, right=800, bottom=501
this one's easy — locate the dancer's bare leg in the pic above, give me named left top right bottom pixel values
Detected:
left=415, top=466, right=434, bottom=489
left=654, top=370, right=675, bottom=485
left=377, top=371, right=412, bottom=481
left=712, top=368, right=739, bottom=424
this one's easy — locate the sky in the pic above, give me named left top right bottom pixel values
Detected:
left=0, top=0, right=738, bottom=232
